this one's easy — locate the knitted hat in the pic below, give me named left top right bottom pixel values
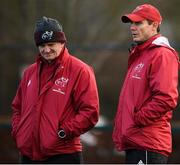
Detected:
left=34, top=16, right=66, bottom=46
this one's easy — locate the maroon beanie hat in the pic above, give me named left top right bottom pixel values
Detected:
left=34, top=16, right=66, bottom=46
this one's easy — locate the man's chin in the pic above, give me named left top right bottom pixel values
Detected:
left=133, top=40, right=144, bottom=45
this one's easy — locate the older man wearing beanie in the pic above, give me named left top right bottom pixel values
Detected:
left=11, top=16, right=99, bottom=164
left=112, top=4, right=179, bottom=164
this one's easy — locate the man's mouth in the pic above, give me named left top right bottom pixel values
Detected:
left=132, top=33, right=138, bottom=37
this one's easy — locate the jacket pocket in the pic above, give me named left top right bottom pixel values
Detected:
left=40, top=131, right=70, bottom=155
left=123, top=125, right=145, bottom=148
left=16, top=130, right=32, bottom=154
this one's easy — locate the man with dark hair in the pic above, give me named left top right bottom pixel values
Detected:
left=113, top=4, right=179, bottom=164
left=11, top=16, right=99, bottom=164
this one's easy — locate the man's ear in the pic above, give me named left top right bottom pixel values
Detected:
left=152, top=21, right=159, bottom=30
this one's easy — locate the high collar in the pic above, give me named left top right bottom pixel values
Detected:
left=131, top=34, right=161, bottom=52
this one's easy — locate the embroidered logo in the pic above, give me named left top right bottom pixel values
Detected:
left=133, top=6, right=143, bottom=13
left=41, top=31, right=53, bottom=40
left=53, top=77, right=69, bottom=95
left=55, top=77, right=69, bottom=88
left=52, top=88, right=65, bottom=95
left=131, top=62, right=144, bottom=79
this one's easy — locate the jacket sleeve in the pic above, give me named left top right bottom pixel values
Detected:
left=60, top=67, right=99, bottom=139
left=134, top=48, right=179, bottom=126
left=11, top=81, right=23, bottom=139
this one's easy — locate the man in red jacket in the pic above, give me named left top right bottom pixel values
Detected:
left=11, top=16, right=99, bottom=164
left=112, top=4, right=179, bottom=164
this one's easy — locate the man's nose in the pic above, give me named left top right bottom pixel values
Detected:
left=43, top=45, right=51, bottom=52
left=130, top=22, right=138, bottom=30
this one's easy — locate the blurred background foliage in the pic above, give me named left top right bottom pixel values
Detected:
left=1, top=0, right=180, bottom=163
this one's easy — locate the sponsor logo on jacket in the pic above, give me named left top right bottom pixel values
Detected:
left=131, top=62, right=144, bottom=79
left=52, top=77, right=69, bottom=95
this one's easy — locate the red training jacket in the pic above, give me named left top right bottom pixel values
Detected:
left=113, top=34, right=179, bottom=156
left=11, top=47, right=99, bottom=160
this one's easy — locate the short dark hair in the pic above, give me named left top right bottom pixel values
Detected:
left=147, top=20, right=160, bottom=33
